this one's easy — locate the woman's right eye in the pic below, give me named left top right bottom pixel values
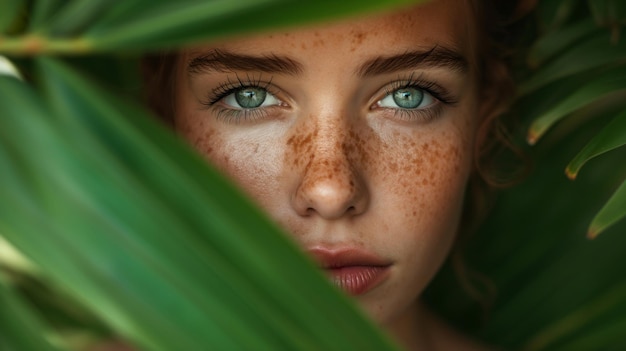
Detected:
left=222, top=87, right=281, bottom=109
left=377, top=86, right=435, bottom=110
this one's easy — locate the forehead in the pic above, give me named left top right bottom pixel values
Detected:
left=187, top=0, right=476, bottom=68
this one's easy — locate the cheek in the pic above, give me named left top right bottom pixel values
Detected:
left=388, top=132, right=467, bottom=216
left=176, top=114, right=285, bottom=207
left=375, top=124, right=472, bottom=254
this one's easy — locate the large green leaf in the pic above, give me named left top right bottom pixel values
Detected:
left=0, top=278, right=63, bottom=351
left=28, top=0, right=64, bottom=31
left=0, top=0, right=420, bottom=55
left=44, top=0, right=112, bottom=36
left=0, top=56, right=399, bottom=350
left=0, top=0, right=23, bottom=33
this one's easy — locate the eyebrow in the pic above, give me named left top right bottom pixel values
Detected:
left=187, top=49, right=303, bottom=75
left=356, top=46, right=468, bottom=77
left=187, top=46, right=468, bottom=77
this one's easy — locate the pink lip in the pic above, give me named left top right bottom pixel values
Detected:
left=307, top=247, right=392, bottom=295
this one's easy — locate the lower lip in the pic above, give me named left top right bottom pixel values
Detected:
left=325, top=266, right=390, bottom=295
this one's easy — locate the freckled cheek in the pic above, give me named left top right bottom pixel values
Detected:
left=378, top=135, right=470, bottom=226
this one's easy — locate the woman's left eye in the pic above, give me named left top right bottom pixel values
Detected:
left=377, top=86, right=435, bottom=110
left=223, top=87, right=281, bottom=109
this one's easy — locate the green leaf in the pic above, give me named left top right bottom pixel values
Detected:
left=29, top=0, right=65, bottom=31
left=566, top=108, right=626, bottom=178
left=522, top=282, right=626, bottom=351
left=45, top=0, right=112, bottom=36
left=527, top=18, right=600, bottom=67
left=1, top=0, right=422, bottom=55
left=86, top=0, right=421, bottom=51
left=0, top=0, right=23, bottom=33
left=0, top=57, right=399, bottom=350
left=588, top=0, right=626, bottom=26
left=527, top=67, right=626, bottom=144
left=536, top=0, right=581, bottom=31
left=521, top=30, right=626, bottom=95
left=588, top=178, right=626, bottom=238
left=0, top=278, right=64, bottom=351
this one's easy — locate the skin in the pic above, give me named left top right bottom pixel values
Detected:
left=174, top=1, right=491, bottom=349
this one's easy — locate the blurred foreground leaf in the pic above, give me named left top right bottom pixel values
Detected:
left=0, top=57, right=398, bottom=350
left=0, top=279, right=63, bottom=351
left=1, top=0, right=419, bottom=54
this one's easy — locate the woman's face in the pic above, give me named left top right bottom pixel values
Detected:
left=175, top=0, right=479, bottom=333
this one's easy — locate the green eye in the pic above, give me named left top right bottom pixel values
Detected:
left=378, top=86, right=434, bottom=110
left=393, top=88, right=424, bottom=108
left=224, top=87, right=280, bottom=109
left=235, top=88, right=266, bottom=108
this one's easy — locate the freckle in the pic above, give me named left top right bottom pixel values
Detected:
left=301, top=43, right=307, bottom=49
left=313, top=39, right=325, bottom=47
left=389, top=162, right=398, bottom=172
left=351, top=31, right=366, bottom=46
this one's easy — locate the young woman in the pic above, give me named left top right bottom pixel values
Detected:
left=144, top=0, right=517, bottom=349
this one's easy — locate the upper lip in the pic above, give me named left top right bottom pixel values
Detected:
left=306, top=246, right=392, bottom=269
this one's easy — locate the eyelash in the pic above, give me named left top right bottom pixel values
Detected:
left=201, top=73, right=458, bottom=124
left=200, top=75, right=283, bottom=123
left=376, top=74, right=458, bottom=123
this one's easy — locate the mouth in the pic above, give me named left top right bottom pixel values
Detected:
left=307, top=247, right=392, bottom=296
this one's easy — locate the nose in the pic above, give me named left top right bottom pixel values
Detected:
left=291, top=124, right=369, bottom=220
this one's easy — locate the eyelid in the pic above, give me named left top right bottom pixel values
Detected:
left=203, top=75, right=283, bottom=106
left=199, top=74, right=290, bottom=123
left=369, top=74, right=457, bottom=123
left=380, top=74, right=456, bottom=106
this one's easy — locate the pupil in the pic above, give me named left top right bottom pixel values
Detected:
left=393, top=88, right=424, bottom=109
left=235, top=88, right=267, bottom=108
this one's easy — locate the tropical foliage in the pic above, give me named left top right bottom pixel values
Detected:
left=428, top=1, right=626, bottom=350
left=0, top=0, right=625, bottom=350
